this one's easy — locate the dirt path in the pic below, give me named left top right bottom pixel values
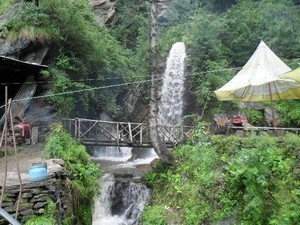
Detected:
left=0, top=144, right=45, bottom=186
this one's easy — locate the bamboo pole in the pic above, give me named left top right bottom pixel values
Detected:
left=0, top=87, right=8, bottom=207
left=8, top=100, right=22, bottom=219
left=268, top=83, right=276, bottom=128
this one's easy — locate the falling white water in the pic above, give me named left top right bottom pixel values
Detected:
left=93, top=174, right=122, bottom=225
left=158, top=42, right=186, bottom=125
left=92, top=173, right=151, bottom=225
left=90, top=147, right=132, bottom=162
left=92, top=147, right=158, bottom=225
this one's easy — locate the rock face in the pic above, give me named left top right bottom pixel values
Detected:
left=0, top=39, right=49, bottom=65
left=119, top=83, right=149, bottom=122
left=89, top=0, right=168, bottom=26
left=0, top=3, right=49, bottom=64
left=89, top=0, right=116, bottom=25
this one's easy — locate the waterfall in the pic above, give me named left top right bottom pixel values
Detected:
left=92, top=169, right=151, bottom=225
left=91, top=147, right=157, bottom=225
left=92, top=42, right=187, bottom=225
left=90, top=147, right=132, bottom=162
left=158, top=42, right=186, bottom=125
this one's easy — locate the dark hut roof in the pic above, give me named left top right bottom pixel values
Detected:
left=0, top=55, right=48, bottom=74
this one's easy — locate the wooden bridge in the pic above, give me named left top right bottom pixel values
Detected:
left=62, top=118, right=194, bottom=148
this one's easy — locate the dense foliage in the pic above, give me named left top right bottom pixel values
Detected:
left=1, top=0, right=299, bottom=122
left=159, top=0, right=300, bottom=123
left=45, top=124, right=100, bottom=225
left=143, top=123, right=300, bottom=224
left=0, top=0, right=138, bottom=118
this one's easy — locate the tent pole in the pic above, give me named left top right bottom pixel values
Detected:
left=268, top=83, right=276, bottom=128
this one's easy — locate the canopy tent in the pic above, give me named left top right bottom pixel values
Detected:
left=280, top=67, right=300, bottom=82
left=215, top=40, right=300, bottom=102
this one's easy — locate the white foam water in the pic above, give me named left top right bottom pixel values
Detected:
left=92, top=174, right=151, bottom=225
left=158, top=42, right=186, bottom=126
left=90, top=147, right=132, bottom=162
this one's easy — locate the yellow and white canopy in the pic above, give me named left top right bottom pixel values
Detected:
left=280, top=67, right=300, bottom=82
left=215, top=41, right=300, bottom=102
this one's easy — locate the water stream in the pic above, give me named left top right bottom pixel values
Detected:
left=91, top=42, right=186, bottom=224
left=158, top=42, right=186, bottom=125
left=91, top=147, right=157, bottom=225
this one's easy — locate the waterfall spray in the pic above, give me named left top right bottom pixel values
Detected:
left=158, top=42, right=186, bottom=125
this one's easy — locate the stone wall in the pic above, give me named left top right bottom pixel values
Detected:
left=0, top=160, right=73, bottom=225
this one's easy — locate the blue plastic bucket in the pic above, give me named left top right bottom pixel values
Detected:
left=29, top=164, right=47, bottom=182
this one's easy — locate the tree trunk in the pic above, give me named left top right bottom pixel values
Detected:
left=149, top=0, right=174, bottom=164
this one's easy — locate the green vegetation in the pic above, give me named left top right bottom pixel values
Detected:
left=25, top=200, right=56, bottom=225
left=143, top=123, right=300, bottom=224
left=189, top=0, right=299, bottom=118
left=0, top=0, right=12, bottom=14
left=242, top=108, right=266, bottom=126
left=1, top=0, right=298, bottom=122
left=45, top=124, right=100, bottom=225
left=0, top=0, right=139, bottom=118
left=157, top=0, right=300, bottom=124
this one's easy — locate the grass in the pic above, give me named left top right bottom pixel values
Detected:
left=0, top=0, right=12, bottom=14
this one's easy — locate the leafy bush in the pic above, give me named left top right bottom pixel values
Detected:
left=25, top=200, right=56, bottom=225
left=243, top=108, right=265, bottom=126
left=275, top=100, right=300, bottom=126
left=25, top=217, right=55, bottom=225
left=45, top=124, right=100, bottom=225
left=143, top=126, right=300, bottom=224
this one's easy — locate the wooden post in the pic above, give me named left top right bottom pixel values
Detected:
left=9, top=99, right=22, bottom=219
left=116, top=122, right=119, bottom=146
left=32, top=126, right=39, bottom=144
left=128, top=122, right=133, bottom=143
left=74, top=118, right=78, bottom=138
left=140, top=124, right=143, bottom=144
left=78, top=118, right=81, bottom=139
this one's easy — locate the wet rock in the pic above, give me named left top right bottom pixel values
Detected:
left=30, top=194, right=48, bottom=203
left=21, top=192, right=33, bottom=199
left=19, top=198, right=29, bottom=204
left=114, top=173, right=133, bottom=179
left=4, top=203, right=33, bottom=213
left=119, top=83, right=149, bottom=122
left=35, top=208, right=45, bottom=215
left=33, top=201, right=47, bottom=209
left=264, top=107, right=283, bottom=127
left=0, top=201, right=13, bottom=207
left=90, top=0, right=115, bottom=25
left=0, top=39, right=31, bottom=57
left=20, top=209, right=34, bottom=216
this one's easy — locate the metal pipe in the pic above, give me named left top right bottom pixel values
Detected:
left=0, top=207, right=21, bottom=225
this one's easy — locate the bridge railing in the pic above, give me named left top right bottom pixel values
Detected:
left=62, top=118, right=194, bottom=147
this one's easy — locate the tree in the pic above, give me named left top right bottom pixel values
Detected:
left=149, top=0, right=174, bottom=164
